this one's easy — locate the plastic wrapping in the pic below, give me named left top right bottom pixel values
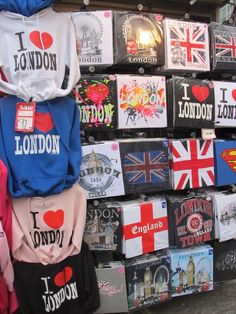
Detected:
left=113, top=11, right=164, bottom=66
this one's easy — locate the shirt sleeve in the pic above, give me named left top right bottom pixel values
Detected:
left=54, top=15, right=81, bottom=98
left=0, top=222, right=14, bottom=292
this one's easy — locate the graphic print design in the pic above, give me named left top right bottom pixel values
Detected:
left=14, top=30, right=57, bottom=72
left=125, top=253, right=171, bottom=310
left=84, top=202, right=122, bottom=251
left=169, top=246, right=213, bottom=297
left=214, top=141, right=236, bottom=186
left=221, top=149, right=236, bottom=172
left=14, top=110, right=60, bottom=156
left=171, top=139, right=215, bottom=190
left=210, top=23, right=236, bottom=70
left=214, top=81, right=236, bottom=127
left=213, top=240, right=236, bottom=282
left=169, top=195, right=214, bottom=248
left=165, top=19, right=210, bottom=71
left=72, top=11, right=113, bottom=66
left=170, top=77, right=215, bottom=129
left=43, top=210, right=64, bottom=229
left=120, top=140, right=170, bottom=194
left=74, top=75, right=117, bottom=129
left=80, top=142, right=125, bottom=199
left=41, top=264, right=78, bottom=312
left=29, top=31, right=53, bottom=50
left=122, top=199, right=169, bottom=258
left=113, top=12, right=164, bottom=65
left=214, top=193, right=236, bottom=242
left=95, top=263, right=129, bottom=313
left=123, top=151, right=168, bottom=184
left=117, top=75, right=167, bottom=129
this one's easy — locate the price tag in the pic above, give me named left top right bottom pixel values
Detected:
left=201, top=128, right=216, bottom=140
left=15, top=102, right=36, bottom=133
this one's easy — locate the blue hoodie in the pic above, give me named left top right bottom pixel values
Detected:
left=0, top=0, right=54, bottom=16
left=0, top=95, right=82, bottom=197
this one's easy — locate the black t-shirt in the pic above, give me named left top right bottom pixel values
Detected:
left=14, top=241, right=100, bottom=314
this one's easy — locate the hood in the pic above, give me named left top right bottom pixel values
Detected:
left=0, top=0, right=54, bottom=17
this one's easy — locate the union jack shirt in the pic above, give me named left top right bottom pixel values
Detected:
left=210, top=22, right=236, bottom=70
left=164, top=19, right=210, bottom=71
left=119, top=139, right=170, bottom=194
left=170, top=139, right=215, bottom=190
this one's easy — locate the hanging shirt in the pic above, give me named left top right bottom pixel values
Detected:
left=14, top=242, right=100, bottom=314
left=0, top=160, right=12, bottom=248
left=0, top=7, right=80, bottom=102
left=12, top=183, right=87, bottom=265
left=0, top=95, right=82, bottom=197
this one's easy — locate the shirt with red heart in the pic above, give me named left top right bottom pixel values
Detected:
left=12, top=183, right=86, bottom=265
left=0, top=8, right=80, bottom=102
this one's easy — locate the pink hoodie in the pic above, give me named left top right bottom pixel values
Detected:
left=0, top=221, right=14, bottom=292
left=12, top=183, right=87, bottom=265
left=0, top=220, right=18, bottom=314
left=0, top=160, right=12, bottom=249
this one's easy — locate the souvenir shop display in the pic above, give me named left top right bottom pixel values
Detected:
left=213, top=240, right=236, bottom=282
left=95, top=262, right=129, bottom=313
left=79, top=141, right=125, bottom=199
left=1, top=0, right=236, bottom=312
left=121, top=197, right=169, bottom=258
left=72, top=10, right=113, bottom=67
left=74, top=74, right=117, bottom=130
left=84, top=201, right=122, bottom=252
left=213, top=81, right=236, bottom=127
left=168, top=193, right=214, bottom=248
left=170, top=139, right=215, bottom=190
left=209, top=22, right=236, bottom=71
left=164, top=18, right=210, bottom=72
left=214, top=140, right=236, bottom=186
left=213, top=192, right=236, bottom=242
left=119, top=138, right=170, bottom=194
left=116, top=74, right=167, bottom=129
left=125, top=252, right=171, bottom=311
left=169, top=245, right=214, bottom=297
left=167, top=77, right=215, bottom=129
left=113, top=11, right=164, bottom=65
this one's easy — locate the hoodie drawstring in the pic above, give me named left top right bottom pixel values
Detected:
left=21, top=14, right=33, bottom=102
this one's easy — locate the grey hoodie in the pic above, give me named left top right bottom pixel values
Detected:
left=0, top=7, right=80, bottom=102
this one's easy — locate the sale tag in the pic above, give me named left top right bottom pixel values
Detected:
left=201, top=128, right=216, bottom=140
left=15, top=102, right=36, bottom=133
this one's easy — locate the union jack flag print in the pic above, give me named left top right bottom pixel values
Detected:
left=120, top=140, right=170, bottom=194
left=209, top=23, right=236, bottom=70
left=164, top=19, right=210, bottom=71
left=215, top=31, right=236, bottom=62
left=170, top=139, right=215, bottom=190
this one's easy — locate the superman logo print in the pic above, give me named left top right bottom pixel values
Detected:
left=214, top=140, right=236, bottom=186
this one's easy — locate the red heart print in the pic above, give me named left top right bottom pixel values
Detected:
left=43, top=209, right=64, bottom=229
left=35, top=112, right=54, bottom=133
left=54, top=267, right=73, bottom=287
left=192, top=85, right=210, bottom=102
left=86, top=83, right=109, bottom=105
left=29, top=31, right=53, bottom=50
left=232, top=89, right=236, bottom=101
